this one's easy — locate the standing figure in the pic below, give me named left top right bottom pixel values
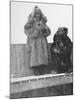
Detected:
left=24, top=6, right=51, bottom=75
left=51, top=27, right=72, bottom=73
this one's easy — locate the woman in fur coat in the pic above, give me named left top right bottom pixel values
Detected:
left=24, top=6, right=51, bottom=75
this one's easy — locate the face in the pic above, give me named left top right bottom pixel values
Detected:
left=58, top=29, right=64, bottom=35
left=57, top=28, right=68, bottom=36
left=35, top=11, right=41, bottom=21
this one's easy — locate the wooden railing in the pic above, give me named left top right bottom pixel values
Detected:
left=10, top=72, right=73, bottom=94
left=10, top=44, right=52, bottom=78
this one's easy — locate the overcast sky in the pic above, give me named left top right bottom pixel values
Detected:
left=11, top=2, right=72, bottom=44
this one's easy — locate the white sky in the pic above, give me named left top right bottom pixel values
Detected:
left=11, top=2, right=72, bottom=44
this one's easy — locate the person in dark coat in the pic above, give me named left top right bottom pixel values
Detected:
left=51, top=27, right=72, bottom=73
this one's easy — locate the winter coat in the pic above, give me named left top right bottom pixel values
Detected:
left=24, top=22, right=50, bottom=67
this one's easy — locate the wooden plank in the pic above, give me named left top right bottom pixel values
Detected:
left=10, top=73, right=73, bottom=94
left=10, top=44, right=52, bottom=78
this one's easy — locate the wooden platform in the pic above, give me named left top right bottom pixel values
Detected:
left=10, top=72, right=73, bottom=94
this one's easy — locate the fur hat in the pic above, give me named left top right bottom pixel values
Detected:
left=56, top=27, right=68, bottom=36
left=28, top=6, right=47, bottom=23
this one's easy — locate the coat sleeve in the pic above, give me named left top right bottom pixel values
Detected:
left=41, top=25, right=51, bottom=37
left=24, top=23, right=40, bottom=38
left=24, top=20, right=34, bottom=35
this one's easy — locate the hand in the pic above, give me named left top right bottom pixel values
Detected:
left=54, top=48, right=60, bottom=53
left=40, top=22, right=45, bottom=29
left=35, top=21, right=45, bottom=30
